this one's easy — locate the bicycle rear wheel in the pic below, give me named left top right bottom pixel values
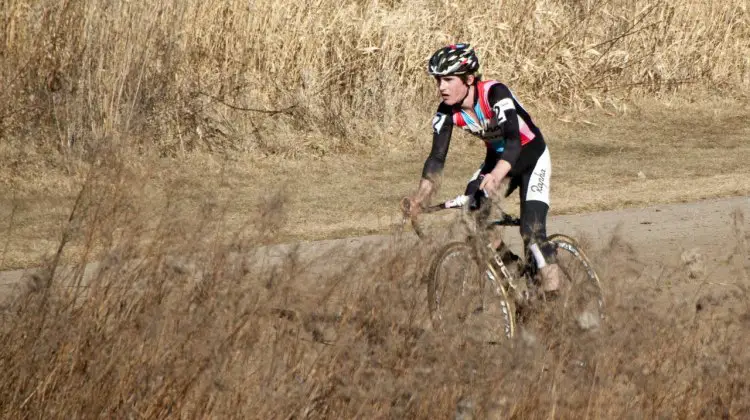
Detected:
left=427, top=242, right=516, bottom=342
left=548, top=234, right=604, bottom=330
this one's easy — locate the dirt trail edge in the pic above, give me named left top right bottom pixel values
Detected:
left=1, top=196, right=747, bottom=292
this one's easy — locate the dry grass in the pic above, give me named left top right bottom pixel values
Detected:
left=1, top=0, right=749, bottom=158
left=1, top=162, right=749, bottom=418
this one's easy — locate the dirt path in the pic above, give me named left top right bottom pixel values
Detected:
left=2, top=195, right=746, bottom=290
left=541, top=195, right=748, bottom=259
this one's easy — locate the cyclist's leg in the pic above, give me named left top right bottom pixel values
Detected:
left=504, top=176, right=520, bottom=198
left=490, top=176, right=521, bottom=254
left=517, top=147, right=560, bottom=290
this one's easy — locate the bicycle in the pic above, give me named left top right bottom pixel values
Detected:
left=402, top=193, right=603, bottom=343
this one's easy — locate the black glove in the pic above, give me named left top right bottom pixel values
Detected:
left=464, top=174, right=488, bottom=211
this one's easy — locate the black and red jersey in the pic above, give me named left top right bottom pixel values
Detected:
left=423, top=80, right=545, bottom=179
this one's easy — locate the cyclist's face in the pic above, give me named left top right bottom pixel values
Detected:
left=436, top=75, right=470, bottom=106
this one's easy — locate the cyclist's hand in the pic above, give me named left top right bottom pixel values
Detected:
left=400, top=196, right=422, bottom=219
left=479, top=172, right=502, bottom=194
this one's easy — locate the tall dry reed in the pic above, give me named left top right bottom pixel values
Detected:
left=2, top=0, right=749, bottom=158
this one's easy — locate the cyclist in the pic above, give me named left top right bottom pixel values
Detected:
left=405, top=43, right=562, bottom=292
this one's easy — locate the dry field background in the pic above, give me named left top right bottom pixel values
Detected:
left=2, top=0, right=750, bottom=269
left=2, top=0, right=750, bottom=417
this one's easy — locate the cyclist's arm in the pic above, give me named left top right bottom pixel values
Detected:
left=480, top=146, right=500, bottom=174
left=417, top=104, right=454, bottom=203
left=488, top=84, right=522, bottom=170
left=421, top=104, right=454, bottom=181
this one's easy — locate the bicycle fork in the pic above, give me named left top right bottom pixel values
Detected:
left=483, top=249, right=522, bottom=339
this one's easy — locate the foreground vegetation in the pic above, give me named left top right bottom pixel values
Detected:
left=1, top=166, right=749, bottom=417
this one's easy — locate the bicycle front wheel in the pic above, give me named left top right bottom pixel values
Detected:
left=548, top=234, right=604, bottom=330
left=427, top=242, right=516, bottom=343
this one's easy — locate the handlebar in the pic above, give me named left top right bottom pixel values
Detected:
left=401, top=194, right=521, bottom=239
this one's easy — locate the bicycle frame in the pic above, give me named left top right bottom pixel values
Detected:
left=405, top=194, right=536, bottom=305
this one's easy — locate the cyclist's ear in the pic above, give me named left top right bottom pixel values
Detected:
left=465, top=74, right=475, bottom=86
